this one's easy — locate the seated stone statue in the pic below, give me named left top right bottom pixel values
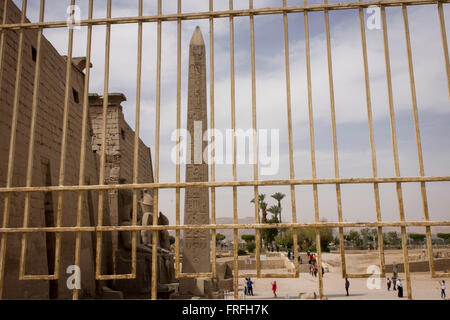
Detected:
left=139, top=192, right=154, bottom=247
left=158, top=212, right=171, bottom=250
left=138, top=191, right=175, bottom=285
left=115, top=189, right=170, bottom=297
left=158, top=212, right=175, bottom=284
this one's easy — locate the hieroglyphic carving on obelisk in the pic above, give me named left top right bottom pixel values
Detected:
left=182, top=26, right=211, bottom=274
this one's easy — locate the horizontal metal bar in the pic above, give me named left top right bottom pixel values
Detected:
left=345, top=273, right=374, bottom=278
left=0, top=0, right=447, bottom=31
left=1, top=220, right=449, bottom=234
left=0, top=176, right=449, bottom=193
left=96, top=274, right=136, bottom=280
left=20, top=275, right=57, bottom=280
left=432, top=272, right=450, bottom=278
left=175, top=272, right=214, bottom=278
left=257, top=273, right=297, bottom=278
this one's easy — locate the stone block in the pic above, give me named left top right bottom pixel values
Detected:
left=299, top=292, right=317, bottom=299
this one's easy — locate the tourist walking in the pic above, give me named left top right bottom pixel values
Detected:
left=345, top=278, right=350, bottom=296
left=440, top=280, right=446, bottom=299
left=244, top=278, right=248, bottom=295
left=397, top=279, right=403, bottom=298
left=314, top=266, right=318, bottom=277
left=247, top=278, right=253, bottom=296
left=287, top=251, right=291, bottom=260
left=272, top=281, right=277, bottom=298
left=387, top=278, right=391, bottom=291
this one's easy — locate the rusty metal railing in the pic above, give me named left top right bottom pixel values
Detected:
left=0, top=0, right=449, bottom=301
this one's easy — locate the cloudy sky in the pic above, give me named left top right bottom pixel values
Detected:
left=15, top=0, right=450, bottom=231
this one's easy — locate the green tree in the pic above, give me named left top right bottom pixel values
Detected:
left=267, top=205, right=281, bottom=220
left=318, top=225, right=334, bottom=253
left=216, top=233, right=226, bottom=245
left=297, top=227, right=316, bottom=251
left=346, top=230, right=363, bottom=247
left=251, top=194, right=268, bottom=223
left=270, top=192, right=286, bottom=223
left=383, top=231, right=400, bottom=246
left=408, top=233, right=426, bottom=244
left=361, top=228, right=377, bottom=249
left=437, top=233, right=450, bottom=243
left=251, top=194, right=269, bottom=248
left=371, top=229, right=379, bottom=249
left=241, top=234, right=255, bottom=243
left=263, top=216, right=279, bottom=249
left=275, top=230, right=294, bottom=249
left=246, top=242, right=256, bottom=253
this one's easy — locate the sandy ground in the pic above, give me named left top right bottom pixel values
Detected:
left=323, top=249, right=450, bottom=273
left=226, top=272, right=449, bottom=300
left=222, top=250, right=450, bottom=300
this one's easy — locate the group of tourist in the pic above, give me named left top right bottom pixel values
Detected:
left=386, top=277, right=404, bottom=297
left=386, top=278, right=446, bottom=299
left=343, top=277, right=405, bottom=298
left=244, top=278, right=254, bottom=296
left=306, top=252, right=325, bottom=277
left=385, top=277, right=446, bottom=299
left=287, top=250, right=302, bottom=264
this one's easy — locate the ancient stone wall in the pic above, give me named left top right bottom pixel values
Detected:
left=0, top=0, right=110, bottom=299
left=88, top=93, right=154, bottom=274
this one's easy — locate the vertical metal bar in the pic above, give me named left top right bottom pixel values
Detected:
left=229, top=0, right=239, bottom=300
left=323, top=0, right=347, bottom=279
left=381, top=5, right=412, bottom=299
left=249, top=0, right=262, bottom=279
left=54, top=0, right=76, bottom=281
left=438, top=2, right=450, bottom=102
left=95, top=0, right=112, bottom=281
left=359, top=0, right=386, bottom=279
left=0, top=0, right=8, bottom=89
left=130, top=0, right=144, bottom=286
left=19, top=0, right=45, bottom=280
left=175, top=0, right=182, bottom=278
left=209, top=0, right=217, bottom=279
left=151, top=0, right=162, bottom=300
left=73, top=0, right=93, bottom=300
left=282, top=0, right=299, bottom=279
left=0, top=0, right=22, bottom=298
left=303, top=0, right=323, bottom=299
left=402, top=4, right=435, bottom=277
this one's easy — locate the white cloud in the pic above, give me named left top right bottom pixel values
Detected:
left=30, top=1, right=450, bottom=224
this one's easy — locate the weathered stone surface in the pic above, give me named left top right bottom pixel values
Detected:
left=115, top=189, right=176, bottom=298
left=182, top=26, right=210, bottom=275
left=299, top=292, right=317, bottom=299
left=0, top=0, right=154, bottom=299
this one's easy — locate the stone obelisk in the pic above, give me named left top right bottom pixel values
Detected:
left=182, top=26, right=211, bottom=275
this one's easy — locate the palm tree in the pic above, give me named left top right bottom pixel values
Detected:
left=271, top=192, right=285, bottom=223
left=267, top=205, right=280, bottom=221
left=260, top=201, right=268, bottom=223
left=251, top=194, right=269, bottom=248
left=251, top=193, right=268, bottom=222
